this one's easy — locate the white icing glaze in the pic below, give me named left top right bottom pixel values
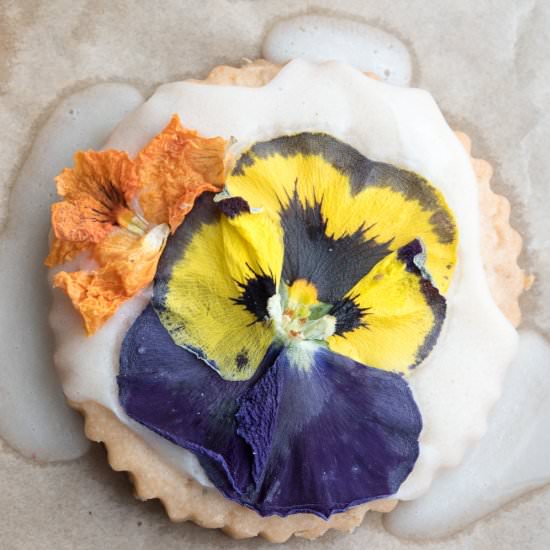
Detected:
left=50, top=284, right=212, bottom=486
left=262, top=15, right=412, bottom=86
left=385, top=330, right=550, bottom=539
left=50, top=60, right=518, bottom=499
left=0, top=83, right=144, bottom=461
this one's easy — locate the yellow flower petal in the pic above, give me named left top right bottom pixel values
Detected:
left=157, top=205, right=283, bottom=381
left=327, top=241, right=446, bottom=375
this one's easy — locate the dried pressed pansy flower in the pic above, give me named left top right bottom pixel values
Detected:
left=118, top=133, right=458, bottom=518
left=46, top=115, right=227, bottom=334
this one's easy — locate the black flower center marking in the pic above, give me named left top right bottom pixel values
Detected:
left=232, top=268, right=276, bottom=323
left=329, top=296, right=369, bottom=336
left=235, top=350, right=250, bottom=371
left=217, top=196, right=251, bottom=218
left=279, top=186, right=391, bottom=304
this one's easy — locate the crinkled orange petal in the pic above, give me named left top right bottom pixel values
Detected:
left=54, top=225, right=169, bottom=334
left=51, top=196, right=114, bottom=243
left=51, top=150, right=138, bottom=247
left=53, top=269, right=130, bottom=335
left=135, top=114, right=227, bottom=232
left=44, top=238, right=90, bottom=267
left=56, top=150, right=137, bottom=202
left=94, top=225, right=169, bottom=295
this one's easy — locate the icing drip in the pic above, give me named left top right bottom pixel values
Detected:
left=262, top=15, right=412, bottom=86
left=385, top=330, right=550, bottom=539
left=0, top=84, right=144, bottom=461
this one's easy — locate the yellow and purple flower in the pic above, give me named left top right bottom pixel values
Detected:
left=118, top=132, right=457, bottom=518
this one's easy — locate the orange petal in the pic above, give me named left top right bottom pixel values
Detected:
left=44, top=238, right=90, bottom=267
left=56, top=150, right=137, bottom=203
left=51, top=197, right=114, bottom=243
left=136, top=114, right=227, bottom=232
left=54, top=225, right=169, bottom=334
left=51, top=150, right=138, bottom=249
left=94, top=225, right=169, bottom=295
left=53, top=269, right=130, bottom=335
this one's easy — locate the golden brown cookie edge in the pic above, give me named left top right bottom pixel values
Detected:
left=71, top=400, right=395, bottom=543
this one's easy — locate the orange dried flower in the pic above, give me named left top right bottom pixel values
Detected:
left=53, top=269, right=130, bottom=335
left=93, top=226, right=169, bottom=296
left=46, top=115, right=227, bottom=334
left=44, top=238, right=89, bottom=268
left=53, top=225, right=169, bottom=334
left=51, top=150, right=138, bottom=245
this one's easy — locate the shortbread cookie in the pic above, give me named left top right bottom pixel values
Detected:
left=48, top=59, right=527, bottom=542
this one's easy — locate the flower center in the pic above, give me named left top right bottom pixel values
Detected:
left=267, top=279, right=336, bottom=344
left=115, top=207, right=149, bottom=236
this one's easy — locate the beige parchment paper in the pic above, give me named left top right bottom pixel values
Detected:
left=0, top=1, right=549, bottom=549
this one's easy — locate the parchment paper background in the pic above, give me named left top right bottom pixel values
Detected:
left=1, top=1, right=549, bottom=549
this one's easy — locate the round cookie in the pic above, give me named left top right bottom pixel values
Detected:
left=52, top=60, right=528, bottom=542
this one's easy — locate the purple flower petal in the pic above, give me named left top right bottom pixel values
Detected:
left=119, top=306, right=422, bottom=518
left=232, top=346, right=422, bottom=517
left=118, top=304, right=278, bottom=494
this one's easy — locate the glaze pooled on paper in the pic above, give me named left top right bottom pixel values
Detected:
left=263, top=15, right=412, bottom=86
left=0, top=84, right=144, bottom=461
left=386, top=330, right=550, bottom=538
